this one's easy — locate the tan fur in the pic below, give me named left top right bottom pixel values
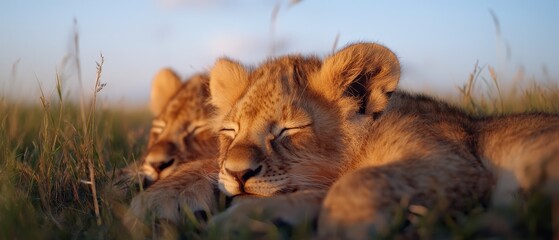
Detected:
left=142, top=69, right=218, bottom=185
left=477, top=114, right=559, bottom=205
left=115, top=69, right=218, bottom=189
left=207, top=42, right=559, bottom=238
left=150, top=68, right=182, bottom=115
left=209, top=58, right=250, bottom=112
left=121, top=69, right=220, bottom=229
left=125, top=159, right=218, bottom=231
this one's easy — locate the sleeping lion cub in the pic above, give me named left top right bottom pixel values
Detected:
left=123, top=69, right=219, bottom=232
left=207, top=42, right=559, bottom=238
left=115, top=69, right=218, bottom=190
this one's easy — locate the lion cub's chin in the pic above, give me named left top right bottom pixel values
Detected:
left=219, top=180, right=295, bottom=198
left=218, top=173, right=292, bottom=196
left=219, top=186, right=283, bottom=197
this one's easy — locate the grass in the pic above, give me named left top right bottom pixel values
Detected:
left=456, top=62, right=559, bottom=115
left=1, top=57, right=558, bottom=239
left=0, top=56, right=151, bottom=238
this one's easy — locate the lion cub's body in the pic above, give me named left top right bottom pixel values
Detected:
left=207, top=43, right=559, bottom=238
left=322, top=92, right=559, bottom=237
left=477, top=113, right=559, bottom=205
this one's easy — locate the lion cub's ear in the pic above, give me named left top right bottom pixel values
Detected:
left=312, top=43, right=400, bottom=115
left=209, top=58, right=249, bottom=113
left=150, top=68, right=182, bottom=115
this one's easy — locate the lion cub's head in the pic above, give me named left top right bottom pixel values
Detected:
left=209, top=43, right=400, bottom=197
left=140, top=69, right=218, bottom=187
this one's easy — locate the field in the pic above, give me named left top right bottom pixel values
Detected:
left=1, top=61, right=558, bottom=239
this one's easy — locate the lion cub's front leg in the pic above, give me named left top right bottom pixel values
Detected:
left=210, top=190, right=326, bottom=236
left=125, top=159, right=219, bottom=230
left=319, top=157, right=492, bottom=239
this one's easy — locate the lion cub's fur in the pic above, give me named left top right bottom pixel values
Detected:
left=115, top=69, right=218, bottom=188
left=208, top=43, right=559, bottom=238
left=122, top=69, right=219, bottom=229
left=142, top=69, right=217, bottom=185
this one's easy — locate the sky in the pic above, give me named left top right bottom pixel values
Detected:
left=1, top=0, right=558, bottom=106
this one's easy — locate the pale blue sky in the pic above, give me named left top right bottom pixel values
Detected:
left=1, top=0, right=558, bottom=105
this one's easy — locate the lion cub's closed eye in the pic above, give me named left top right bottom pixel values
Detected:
left=219, top=119, right=312, bottom=140
left=219, top=122, right=239, bottom=139
left=273, top=109, right=314, bottom=138
left=273, top=123, right=312, bottom=138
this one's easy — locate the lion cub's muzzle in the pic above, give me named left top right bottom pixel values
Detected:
left=220, top=145, right=278, bottom=196
left=225, top=165, right=263, bottom=192
left=141, top=141, right=178, bottom=188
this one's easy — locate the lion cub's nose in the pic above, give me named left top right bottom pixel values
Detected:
left=145, top=149, right=176, bottom=173
left=224, top=145, right=264, bottom=189
left=226, top=165, right=262, bottom=186
left=140, top=141, right=178, bottom=188
left=145, top=141, right=177, bottom=172
left=149, top=157, right=176, bottom=172
left=141, top=153, right=176, bottom=188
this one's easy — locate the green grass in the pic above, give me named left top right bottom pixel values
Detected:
left=1, top=60, right=558, bottom=239
left=0, top=57, right=152, bottom=239
left=0, top=100, right=152, bottom=239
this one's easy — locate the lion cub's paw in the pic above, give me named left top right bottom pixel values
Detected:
left=124, top=181, right=215, bottom=232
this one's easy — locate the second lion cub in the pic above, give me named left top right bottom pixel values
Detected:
left=207, top=42, right=559, bottom=238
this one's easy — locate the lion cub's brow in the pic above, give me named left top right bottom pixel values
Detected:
left=227, top=58, right=321, bottom=124
left=230, top=89, right=313, bottom=132
left=251, top=56, right=320, bottom=93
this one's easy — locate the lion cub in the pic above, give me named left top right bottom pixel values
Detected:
left=122, top=69, right=219, bottom=230
left=207, top=42, right=559, bottom=238
left=115, top=69, right=218, bottom=189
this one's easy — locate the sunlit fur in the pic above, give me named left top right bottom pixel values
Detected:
left=208, top=43, right=559, bottom=239
left=210, top=56, right=347, bottom=197
left=478, top=114, right=559, bottom=205
left=126, top=159, right=218, bottom=230
left=142, top=69, right=217, bottom=185
left=121, top=69, right=220, bottom=227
